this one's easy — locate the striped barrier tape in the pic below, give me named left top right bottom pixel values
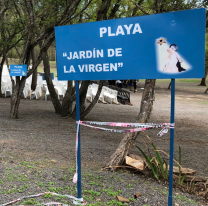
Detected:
left=78, top=121, right=174, bottom=128
left=73, top=120, right=174, bottom=186
left=0, top=192, right=86, bottom=206
left=77, top=121, right=174, bottom=133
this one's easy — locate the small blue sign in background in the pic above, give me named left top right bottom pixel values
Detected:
left=10, top=65, right=27, bottom=76
left=55, top=8, right=205, bottom=81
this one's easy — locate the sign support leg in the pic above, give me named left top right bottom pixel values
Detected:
left=168, top=78, right=175, bottom=206
left=75, top=80, right=82, bottom=199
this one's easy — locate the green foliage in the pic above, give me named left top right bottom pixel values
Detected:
left=43, top=193, right=54, bottom=198
left=137, top=136, right=184, bottom=186
left=84, top=189, right=100, bottom=196
left=48, top=187, right=57, bottom=192
left=48, top=182, right=55, bottom=185
left=162, top=189, right=168, bottom=195
left=21, top=199, right=39, bottom=205
left=102, top=188, right=122, bottom=197
left=7, top=188, right=16, bottom=194
left=87, top=181, right=99, bottom=186
left=106, top=200, right=123, bottom=205
left=129, top=197, right=136, bottom=202
left=38, top=182, right=45, bottom=187
left=144, top=138, right=168, bottom=180
left=151, top=143, right=168, bottom=180
left=136, top=145, right=159, bottom=179
left=175, top=195, right=197, bottom=204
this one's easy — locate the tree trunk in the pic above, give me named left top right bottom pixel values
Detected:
left=61, top=81, right=76, bottom=116
left=71, top=80, right=91, bottom=118
left=80, top=80, right=104, bottom=119
left=42, top=50, right=62, bottom=114
left=0, top=56, right=6, bottom=97
left=199, top=77, right=206, bottom=86
left=79, top=80, right=91, bottom=113
left=168, top=82, right=171, bottom=89
left=10, top=77, right=26, bottom=118
left=31, top=48, right=37, bottom=91
left=199, top=67, right=207, bottom=86
left=105, top=79, right=156, bottom=169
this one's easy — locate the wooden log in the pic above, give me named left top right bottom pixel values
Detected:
left=185, top=175, right=208, bottom=182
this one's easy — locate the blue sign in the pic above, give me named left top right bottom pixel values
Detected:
left=55, top=8, right=206, bottom=81
left=10, top=65, right=27, bottom=76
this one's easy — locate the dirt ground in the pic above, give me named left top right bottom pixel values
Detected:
left=0, top=81, right=207, bottom=206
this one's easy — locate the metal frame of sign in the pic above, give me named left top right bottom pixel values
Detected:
left=55, top=8, right=206, bottom=206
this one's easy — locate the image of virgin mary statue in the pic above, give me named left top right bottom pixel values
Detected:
left=156, top=37, right=191, bottom=74
left=163, top=44, right=186, bottom=73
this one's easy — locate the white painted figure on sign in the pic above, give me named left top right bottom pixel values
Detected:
left=156, top=37, right=191, bottom=74
left=163, top=44, right=186, bottom=73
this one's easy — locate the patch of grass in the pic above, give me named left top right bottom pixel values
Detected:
left=198, top=101, right=208, bottom=105
left=17, top=174, right=29, bottom=181
left=17, top=185, right=29, bottom=193
left=176, top=79, right=201, bottom=83
left=129, top=197, right=136, bottom=202
left=62, top=174, right=68, bottom=179
left=102, top=188, right=122, bottom=197
left=175, top=195, right=197, bottom=204
left=139, top=78, right=202, bottom=83
left=87, top=181, right=100, bottom=186
left=57, top=187, right=63, bottom=191
left=7, top=188, right=16, bottom=194
left=162, top=190, right=168, bottom=195
left=84, top=189, right=100, bottom=197
left=38, top=182, right=45, bottom=187
left=106, top=200, right=123, bottom=205
left=127, top=184, right=133, bottom=188
left=67, top=166, right=76, bottom=174
left=6, top=168, right=13, bottom=170
left=19, top=161, right=37, bottom=169
left=21, top=199, right=40, bottom=205
left=0, top=188, right=6, bottom=194
left=48, top=187, right=57, bottom=192
left=55, top=195, right=66, bottom=201
left=43, top=193, right=54, bottom=198
left=5, top=172, right=14, bottom=181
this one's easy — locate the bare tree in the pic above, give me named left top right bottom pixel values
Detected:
left=8, top=0, right=93, bottom=118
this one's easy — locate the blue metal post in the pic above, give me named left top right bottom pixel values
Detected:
left=75, top=80, right=82, bottom=199
left=168, top=79, right=175, bottom=206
